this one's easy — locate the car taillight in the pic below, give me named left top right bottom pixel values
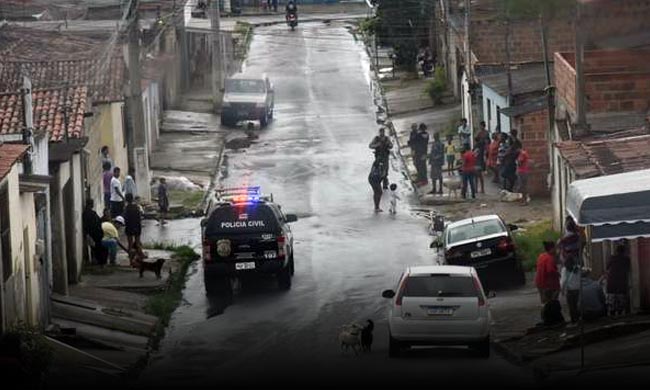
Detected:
left=203, top=239, right=212, bottom=263
left=497, top=237, right=515, bottom=253
left=277, top=235, right=286, bottom=259
left=445, top=248, right=462, bottom=262
left=472, top=277, right=486, bottom=307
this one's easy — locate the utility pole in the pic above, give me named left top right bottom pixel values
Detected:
left=575, top=0, right=587, bottom=129
left=464, top=0, right=474, bottom=147
left=540, top=12, right=555, bottom=141
left=21, top=75, right=33, bottom=174
left=210, top=0, right=223, bottom=112
left=504, top=7, right=513, bottom=107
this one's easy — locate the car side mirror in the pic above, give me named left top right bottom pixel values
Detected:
left=285, top=214, right=298, bottom=223
left=382, top=289, right=396, bottom=299
left=200, top=218, right=207, bottom=227
left=220, top=87, right=225, bottom=93
left=430, top=240, right=442, bottom=250
left=508, top=224, right=519, bottom=231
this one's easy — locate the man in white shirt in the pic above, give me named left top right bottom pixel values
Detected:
left=110, top=167, right=125, bottom=217
left=457, top=118, right=471, bottom=149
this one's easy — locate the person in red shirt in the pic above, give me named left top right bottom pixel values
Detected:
left=460, top=145, right=476, bottom=199
left=517, top=147, right=531, bottom=205
left=535, top=241, right=560, bottom=304
left=487, top=133, right=500, bottom=183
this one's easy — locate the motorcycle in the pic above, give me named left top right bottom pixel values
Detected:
left=286, top=13, right=298, bottom=31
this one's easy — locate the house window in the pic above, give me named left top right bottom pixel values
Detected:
left=496, top=106, right=502, bottom=132
left=0, top=186, right=11, bottom=282
left=487, top=99, right=492, bottom=129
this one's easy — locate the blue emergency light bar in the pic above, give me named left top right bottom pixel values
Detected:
left=215, top=186, right=272, bottom=203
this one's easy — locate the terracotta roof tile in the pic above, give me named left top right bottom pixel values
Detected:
left=0, top=143, right=29, bottom=181
left=0, top=86, right=89, bottom=142
left=556, top=134, right=650, bottom=179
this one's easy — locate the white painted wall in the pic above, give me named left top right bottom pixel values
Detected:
left=482, top=84, right=510, bottom=133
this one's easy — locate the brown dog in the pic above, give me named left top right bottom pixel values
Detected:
left=129, top=249, right=165, bottom=279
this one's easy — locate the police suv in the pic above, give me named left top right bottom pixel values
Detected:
left=201, top=187, right=297, bottom=293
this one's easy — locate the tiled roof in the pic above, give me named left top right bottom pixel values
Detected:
left=0, top=26, right=107, bottom=61
left=556, top=134, right=650, bottom=179
left=0, top=143, right=29, bottom=182
left=479, top=63, right=552, bottom=97
left=0, top=86, right=89, bottom=142
left=0, top=58, right=126, bottom=103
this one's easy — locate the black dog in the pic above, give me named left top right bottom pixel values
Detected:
left=360, top=319, right=374, bottom=352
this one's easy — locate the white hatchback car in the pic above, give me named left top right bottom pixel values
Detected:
left=382, top=265, right=491, bottom=358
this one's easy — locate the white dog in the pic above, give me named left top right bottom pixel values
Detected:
left=443, top=179, right=462, bottom=198
left=500, top=189, right=524, bottom=202
left=338, top=323, right=364, bottom=355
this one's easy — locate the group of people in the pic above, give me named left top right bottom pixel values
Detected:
left=84, top=146, right=171, bottom=268
left=417, top=47, right=435, bottom=78
left=535, top=217, right=631, bottom=326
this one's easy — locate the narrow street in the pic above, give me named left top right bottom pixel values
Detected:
left=137, top=21, right=534, bottom=388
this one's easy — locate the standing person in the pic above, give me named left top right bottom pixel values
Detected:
left=123, top=193, right=145, bottom=265
left=473, top=143, right=486, bottom=194
left=272, top=0, right=278, bottom=12
left=457, top=118, right=471, bottom=149
left=429, top=132, right=445, bottom=194
left=558, top=217, right=580, bottom=266
left=407, top=124, right=421, bottom=182
left=158, top=177, right=170, bottom=225
left=445, top=135, right=456, bottom=176
left=516, top=147, right=531, bottom=205
left=368, top=160, right=385, bottom=213
left=100, top=146, right=113, bottom=170
left=110, top=167, right=125, bottom=217
left=497, top=133, right=509, bottom=188
left=83, top=199, right=106, bottom=265
left=561, top=256, right=581, bottom=324
left=535, top=241, right=560, bottom=304
left=501, top=136, right=518, bottom=192
left=605, top=244, right=631, bottom=318
left=460, top=145, right=477, bottom=199
left=414, top=123, right=430, bottom=186
left=369, top=127, right=393, bottom=189
left=487, top=133, right=501, bottom=184
left=102, top=162, right=112, bottom=209
left=124, top=168, right=137, bottom=199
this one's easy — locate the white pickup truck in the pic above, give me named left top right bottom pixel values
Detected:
left=221, top=73, right=275, bottom=128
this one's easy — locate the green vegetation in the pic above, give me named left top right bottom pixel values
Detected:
left=513, top=220, right=561, bottom=271
left=424, top=67, right=447, bottom=105
left=1, top=322, right=54, bottom=379
left=234, top=22, right=254, bottom=60
left=144, top=245, right=199, bottom=341
left=359, top=16, right=379, bottom=37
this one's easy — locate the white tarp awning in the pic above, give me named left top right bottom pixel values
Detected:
left=566, top=169, right=650, bottom=241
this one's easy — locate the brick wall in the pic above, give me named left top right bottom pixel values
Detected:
left=515, top=108, right=550, bottom=197
left=555, top=50, right=650, bottom=116
left=470, top=18, right=575, bottom=65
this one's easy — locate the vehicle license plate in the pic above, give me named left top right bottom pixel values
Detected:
left=235, top=262, right=255, bottom=270
left=427, top=307, right=454, bottom=316
left=471, top=248, right=492, bottom=258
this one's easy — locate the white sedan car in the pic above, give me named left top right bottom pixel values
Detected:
left=382, top=265, right=491, bottom=358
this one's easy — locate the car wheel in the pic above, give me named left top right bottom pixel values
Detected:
left=269, top=106, right=274, bottom=120
left=288, top=255, right=295, bottom=276
left=388, top=333, right=402, bottom=358
left=277, top=267, right=292, bottom=290
left=205, top=275, right=231, bottom=296
left=471, top=336, right=490, bottom=358
left=260, top=112, right=268, bottom=128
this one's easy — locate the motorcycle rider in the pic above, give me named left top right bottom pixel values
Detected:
left=369, top=127, right=393, bottom=189
left=286, top=0, right=298, bottom=21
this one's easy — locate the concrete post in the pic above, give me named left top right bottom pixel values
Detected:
left=210, top=0, right=223, bottom=112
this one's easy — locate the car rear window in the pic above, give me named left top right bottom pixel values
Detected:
left=205, top=204, right=279, bottom=235
left=447, top=219, right=505, bottom=244
left=403, top=275, right=477, bottom=298
left=225, top=79, right=266, bottom=93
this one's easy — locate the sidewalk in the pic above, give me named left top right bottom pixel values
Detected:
left=45, top=248, right=178, bottom=386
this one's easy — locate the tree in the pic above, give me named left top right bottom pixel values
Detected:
left=376, top=0, right=434, bottom=71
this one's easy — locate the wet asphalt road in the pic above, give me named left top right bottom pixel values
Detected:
left=139, top=22, right=534, bottom=388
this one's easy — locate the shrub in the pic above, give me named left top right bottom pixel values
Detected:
left=1, top=322, right=54, bottom=378
left=513, top=220, right=561, bottom=271
left=424, top=67, right=447, bottom=105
